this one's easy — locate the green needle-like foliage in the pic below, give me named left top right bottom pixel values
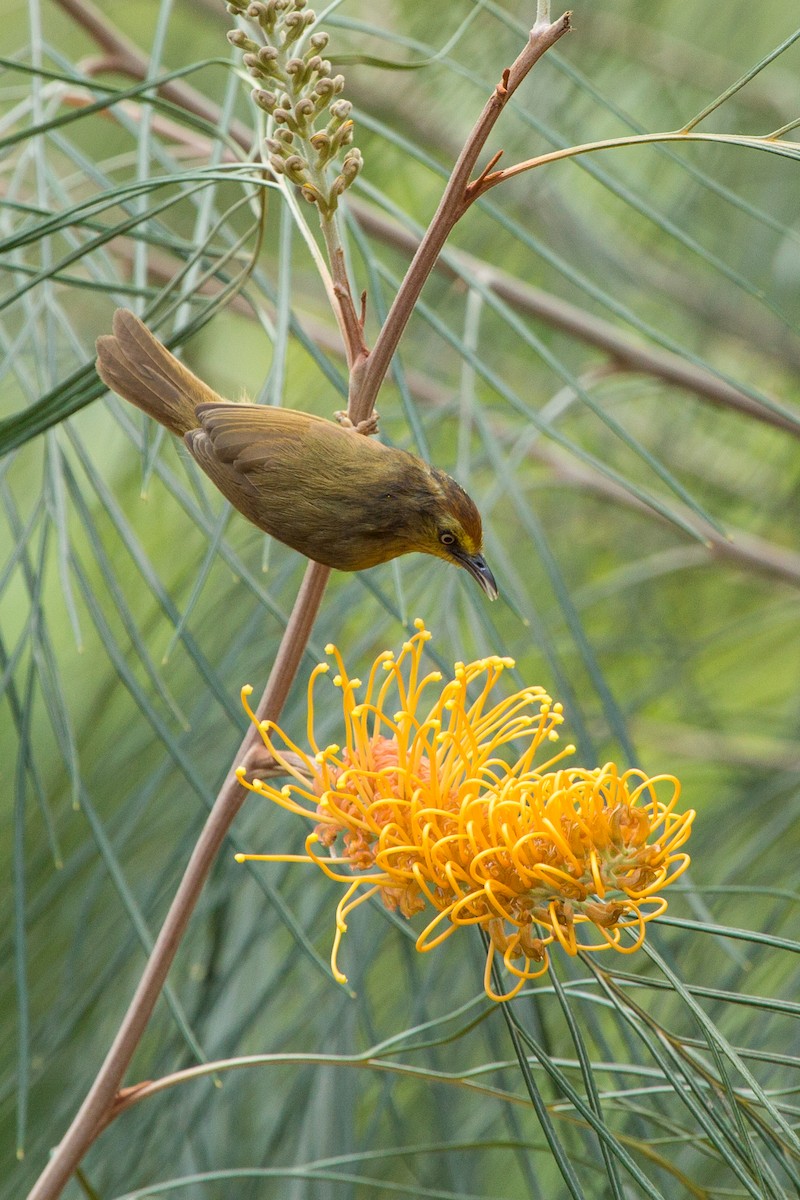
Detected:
left=2, top=2, right=800, bottom=1198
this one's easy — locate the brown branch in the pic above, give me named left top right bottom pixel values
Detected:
left=532, top=439, right=800, bottom=588
left=61, top=5, right=798, bottom=433
left=349, top=201, right=799, bottom=437
left=30, top=5, right=569, bottom=1199
left=56, top=0, right=253, bottom=141
left=27, top=576, right=331, bottom=1200
left=94, top=145, right=797, bottom=437
left=348, top=12, right=572, bottom=426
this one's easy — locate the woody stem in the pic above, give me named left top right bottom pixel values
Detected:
left=348, top=11, right=571, bottom=426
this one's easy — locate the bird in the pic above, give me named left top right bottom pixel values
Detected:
left=96, top=310, right=498, bottom=599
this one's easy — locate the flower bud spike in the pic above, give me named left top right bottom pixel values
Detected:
left=225, top=0, right=363, bottom=260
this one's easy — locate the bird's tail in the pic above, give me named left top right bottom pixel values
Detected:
left=96, top=309, right=223, bottom=437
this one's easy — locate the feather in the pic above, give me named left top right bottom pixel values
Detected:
left=96, top=310, right=220, bottom=436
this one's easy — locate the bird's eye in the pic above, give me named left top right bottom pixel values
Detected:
left=439, top=531, right=456, bottom=546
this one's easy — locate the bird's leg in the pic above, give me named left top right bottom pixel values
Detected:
left=335, top=409, right=380, bottom=436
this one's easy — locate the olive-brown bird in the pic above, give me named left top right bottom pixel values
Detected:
left=96, top=310, right=498, bottom=599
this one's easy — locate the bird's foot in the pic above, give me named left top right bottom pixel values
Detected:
left=335, top=409, right=380, bottom=436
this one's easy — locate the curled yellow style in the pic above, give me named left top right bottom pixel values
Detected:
left=236, top=621, right=694, bottom=1001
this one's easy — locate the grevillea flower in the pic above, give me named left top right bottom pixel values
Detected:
left=236, top=621, right=694, bottom=1001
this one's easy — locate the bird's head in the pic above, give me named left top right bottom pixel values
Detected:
left=413, top=469, right=499, bottom=600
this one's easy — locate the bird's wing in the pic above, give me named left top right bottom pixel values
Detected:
left=185, top=401, right=402, bottom=567
left=192, top=403, right=348, bottom=468
left=191, top=403, right=391, bottom=480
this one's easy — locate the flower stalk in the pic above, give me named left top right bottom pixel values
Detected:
left=227, top=0, right=363, bottom=217
left=226, top=0, right=367, bottom=360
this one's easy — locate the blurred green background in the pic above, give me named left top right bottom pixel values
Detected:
left=2, top=0, right=800, bottom=1196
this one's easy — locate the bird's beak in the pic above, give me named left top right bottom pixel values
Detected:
left=457, top=551, right=499, bottom=601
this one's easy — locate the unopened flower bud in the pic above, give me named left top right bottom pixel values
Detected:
left=242, top=53, right=265, bottom=76
left=246, top=0, right=274, bottom=30
left=329, top=118, right=354, bottom=153
left=257, top=46, right=279, bottom=68
left=227, top=29, right=259, bottom=52
left=300, top=183, right=323, bottom=205
left=253, top=88, right=278, bottom=112
left=339, top=147, right=362, bottom=185
left=283, top=9, right=314, bottom=43
left=328, top=98, right=351, bottom=123
left=309, top=31, right=328, bottom=51
left=309, top=130, right=330, bottom=156
left=283, top=153, right=308, bottom=183
left=314, top=79, right=334, bottom=102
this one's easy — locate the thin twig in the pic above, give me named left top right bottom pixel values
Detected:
left=318, top=210, right=369, bottom=371
left=463, top=128, right=800, bottom=200
left=348, top=201, right=798, bottom=436
left=531, top=439, right=800, bottom=588
left=349, top=12, right=572, bottom=425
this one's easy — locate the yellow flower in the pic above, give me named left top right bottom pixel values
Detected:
left=236, top=621, right=694, bottom=1001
